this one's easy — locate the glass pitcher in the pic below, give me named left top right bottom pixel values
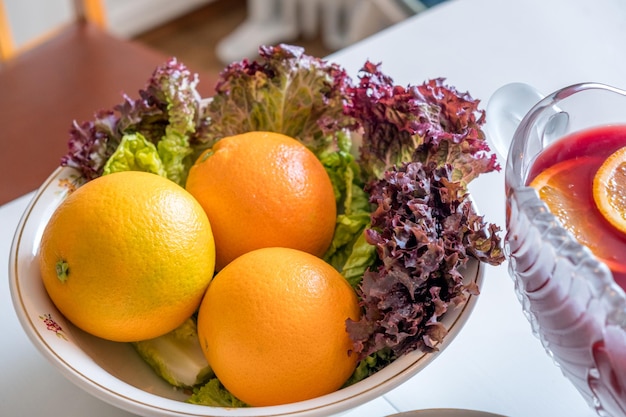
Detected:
left=488, top=82, right=626, bottom=417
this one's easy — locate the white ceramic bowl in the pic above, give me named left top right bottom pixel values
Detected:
left=9, top=166, right=483, bottom=417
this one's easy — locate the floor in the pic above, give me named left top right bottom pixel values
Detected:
left=133, top=0, right=335, bottom=83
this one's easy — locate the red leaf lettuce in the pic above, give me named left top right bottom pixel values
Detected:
left=346, top=61, right=500, bottom=187
left=61, top=58, right=204, bottom=185
left=347, top=162, right=504, bottom=359
left=345, top=62, right=504, bottom=361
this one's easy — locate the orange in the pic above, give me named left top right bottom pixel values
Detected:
left=38, top=171, right=216, bottom=342
left=593, top=146, right=626, bottom=234
left=185, top=131, right=337, bottom=270
left=196, top=247, right=360, bottom=406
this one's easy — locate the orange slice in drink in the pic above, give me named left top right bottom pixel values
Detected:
left=593, top=146, right=626, bottom=235
left=529, top=156, right=626, bottom=278
left=529, top=158, right=590, bottom=242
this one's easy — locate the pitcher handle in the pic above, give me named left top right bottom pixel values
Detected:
left=485, top=83, right=545, bottom=161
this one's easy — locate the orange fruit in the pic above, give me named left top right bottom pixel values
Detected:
left=593, top=146, right=626, bottom=234
left=196, top=247, right=360, bottom=406
left=38, top=171, right=216, bottom=342
left=185, top=131, right=337, bottom=271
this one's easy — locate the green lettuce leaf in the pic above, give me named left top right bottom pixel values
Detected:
left=156, top=130, right=193, bottom=185
left=143, top=59, right=200, bottom=184
left=319, top=140, right=374, bottom=281
left=318, top=131, right=361, bottom=212
left=340, top=231, right=378, bottom=288
left=187, top=378, right=248, bottom=407
left=103, top=133, right=167, bottom=177
left=343, top=348, right=394, bottom=387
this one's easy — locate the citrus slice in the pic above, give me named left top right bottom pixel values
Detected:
left=528, top=154, right=626, bottom=280
left=593, top=146, right=626, bottom=235
left=529, top=158, right=590, bottom=240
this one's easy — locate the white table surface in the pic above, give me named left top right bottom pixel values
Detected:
left=3, top=0, right=626, bottom=415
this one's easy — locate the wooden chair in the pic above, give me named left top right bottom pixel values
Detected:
left=0, top=0, right=215, bottom=205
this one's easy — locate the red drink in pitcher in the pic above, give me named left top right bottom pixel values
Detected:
left=526, top=124, right=626, bottom=289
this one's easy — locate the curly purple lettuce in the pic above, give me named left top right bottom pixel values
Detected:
left=346, top=61, right=500, bottom=187
left=347, top=162, right=504, bottom=359
left=344, top=62, right=504, bottom=361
